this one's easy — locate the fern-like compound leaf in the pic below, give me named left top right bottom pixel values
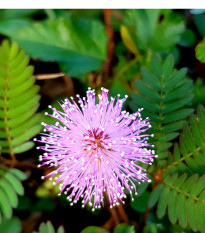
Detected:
left=130, top=54, right=194, bottom=166
left=0, top=40, right=41, bottom=155
left=165, top=105, right=205, bottom=176
left=0, top=165, right=26, bottom=222
left=149, top=173, right=205, bottom=232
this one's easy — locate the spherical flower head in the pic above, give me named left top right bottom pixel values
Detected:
left=36, top=87, right=156, bottom=211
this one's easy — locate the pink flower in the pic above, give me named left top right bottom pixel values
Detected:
left=36, top=87, right=156, bottom=211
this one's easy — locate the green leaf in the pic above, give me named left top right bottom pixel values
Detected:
left=0, top=189, right=12, bottom=218
left=196, top=201, right=204, bottom=233
left=194, top=14, right=205, bottom=36
left=6, top=86, right=39, bottom=108
left=134, top=80, right=161, bottom=102
left=80, top=226, right=109, bottom=233
left=168, top=190, right=177, bottom=224
left=161, top=95, right=194, bottom=113
left=8, top=104, right=39, bottom=128
left=178, top=29, right=197, bottom=47
left=0, top=9, right=40, bottom=20
left=7, top=76, right=36, bottom=98
left=130, top=55, right=194, bottom=165
left=10, top=168, right=26, bottom=181
left=187, top=198, right=197, bottom=231
left=161, top=108, right=194, bottom=124
left=0, top=179, right=18, bottom=208
left=123, top=9, right=160, bottom=51
left=131, top=191, right=150, bottom=213
left=123, top=10, right=184, bottom=53
left=141, top=67, right=161, bottom=90
left=148, top=183, right=163, bottom=208
left=151, top=54, right=162, bottom=78
left=164, top=105, right=205, bottom=176
left=114, top=223, right=135, bottom=233
left=157, top=186, right=170, bottom=218
left=164, top=68, right=187, bottom=91
left=177, top=194, right=187, bottom=228
left=13, top=18, right=107, bottom=76
left=0, top=40, right=40, bottom=155
left=181, top=174, right=199, bottom=193
left=156, top=173, right=205, bottom=232
left=196, top=39, right=205, bottom=62
left=0, top=217, right=21, bottom=233
left=131, top=93, right=160, bottom=112
left=13, top=141, right=34, bottom=154
left=11, top=124, right=41, bottom=147
left=0, top=166, right=25, bottom=221
left=190, top=174, right=205, bottom=196
left=143, top=224, right=158, bottom=233
left=32, top=221, right=65, bottom=233
left=160, top=121, right=185, bottom=133
left=10, top=113, right=41, bottom=137
left=5, top=172, right=24, bottom=195
left=57, top=226, right=65, bottom=233
left=162, top=55, right=174, bottom=78
left=0, top=19, right=31, bottom=37
left=163, top=79, right=193, bottom=102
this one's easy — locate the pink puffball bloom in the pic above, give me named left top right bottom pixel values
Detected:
left=36, top=87, right=156, bottom=211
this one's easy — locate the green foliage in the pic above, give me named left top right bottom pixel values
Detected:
left=33, top=221, right=65, bottom=233
left=12, top=18, right=107, bottom=76
left=80, top=226, right=109, bottom=233
left=193, top=78, right=205, bottom=106
left=0, top=165, right=26, bottom=222
left=164, top=105, right=205, bottom=176
left=0, top=40, right=41, bottom=154
left=122, top=10, right=185, bottom=54
left=113, top=223, right=135, bottom=233
left=196, top=39, right=205, bottom=62
left=193, top=13, right=205, bottom=37
left=178, top=29, right=197, bottom=47
left=0, top=217, right=21, bottom=233
left=148, top=173, right=205, bottom=232
left=131, top=191, right=150, bottom=213
left=129, top=54, right=194, bottom=162
left=0, top=19, right=31, bottom=37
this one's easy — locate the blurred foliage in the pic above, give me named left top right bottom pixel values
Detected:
left=0, top=8, right=205, bottom=233
left=0, top=166, right=26, bottom=222
left=33, top=221, right=64, bottom=233
left=0, top=217, right=21, bottom=233
left=122, top=9, right=185, bottom=54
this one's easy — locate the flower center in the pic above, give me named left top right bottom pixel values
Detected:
left=83, top=129, right=109, bottom=154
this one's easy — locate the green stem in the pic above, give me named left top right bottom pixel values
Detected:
left=3, top=75, right=15, bottom=160
left=164, top=145, right=204, bottom=172
left=163, top=179, right=201, bottom=202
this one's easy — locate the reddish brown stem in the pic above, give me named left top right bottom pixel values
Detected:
left=117, top=203, right=129, bottom=224
left=103, top=9, right=115, bottom=84
left=1, top=157, right=45, bottom=170
left=110, top=207, right=120, bottom=226
left=139, top=169, right=164, bottom=232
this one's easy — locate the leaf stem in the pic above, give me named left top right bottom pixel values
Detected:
left=35, top=72, right=65, bottom=80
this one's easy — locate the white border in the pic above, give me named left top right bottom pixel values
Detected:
left=0, top=0, right=205, bottom=10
